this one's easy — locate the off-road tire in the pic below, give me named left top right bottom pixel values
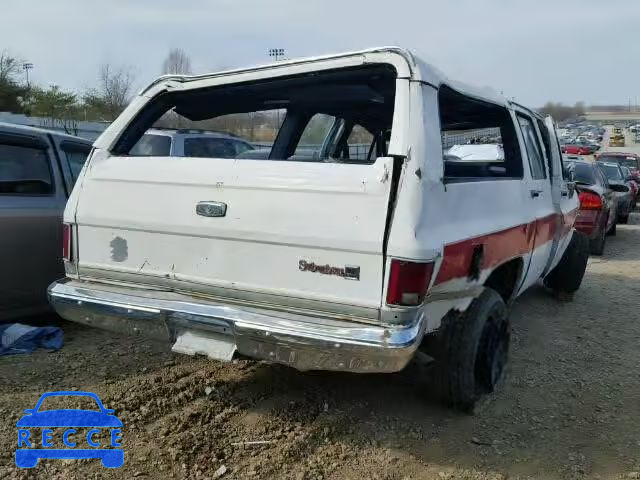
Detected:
left=543, top=231, right=589, bottom=295
left=421, top=288, right=509, bottom=413
left=589, top=221, right=606, bottom=256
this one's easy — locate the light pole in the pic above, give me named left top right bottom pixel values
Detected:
left=268, top=48, right=285, bottom=62
left=22, top=62, right=33, bottom=87
left=268, top=49, right=286, bottom=127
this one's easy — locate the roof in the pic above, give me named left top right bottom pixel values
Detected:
left=0, top=121, right=92, bottom=144
left=141, top=46, right=511, bottom=109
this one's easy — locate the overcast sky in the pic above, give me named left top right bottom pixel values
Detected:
left=3, top=0, right=639, bottom=107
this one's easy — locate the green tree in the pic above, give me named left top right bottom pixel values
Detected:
left=29, top=85, right=80, bottom=135
left=0, top=50, right=27, bottom=113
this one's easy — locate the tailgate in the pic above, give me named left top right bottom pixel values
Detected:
left=75, top=154, right=394, bottom=311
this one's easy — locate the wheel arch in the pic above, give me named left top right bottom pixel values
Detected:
left=483, top=257, right=525, bottom=304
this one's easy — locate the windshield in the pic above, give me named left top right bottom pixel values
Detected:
left=599, top=163, right=623, bottom=181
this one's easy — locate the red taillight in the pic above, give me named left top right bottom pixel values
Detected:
left=62, top=223, right=72, bottom=261
left=386, top=259, right=435, bottom=306
left=578, top=191, right=603, bottom=210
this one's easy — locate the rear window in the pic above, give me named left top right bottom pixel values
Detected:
left=599, top=164, right=623, bottom=181
left=113, top=64, right=397, bottom=165
left=130, top=134, right=171, bottom=156
left=568, top=163, right=596, bottom=185
left=598, top=155, right=638, bottom=169
left=0, top=143, right=53, bottom=195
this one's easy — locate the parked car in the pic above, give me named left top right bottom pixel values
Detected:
left=563, top=143, right=594, bottom=155
left=596, top=152, right=640, bottom=182
left=0, top=122, right=92, bottom=320
left=130, top=128, right=256, bottom=158
left=620, top=166, right=638, bottom=203
left=598, top=161, right=633, bottom=223
left=48, top=47, right=589, bottom=411
left=564, top=160, right=617, bottom=254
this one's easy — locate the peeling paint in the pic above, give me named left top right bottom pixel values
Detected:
left=110, top=237, right=128, bottom=262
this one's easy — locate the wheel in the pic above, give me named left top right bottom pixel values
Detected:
left=607, top=221, right=617, bottom=236
left=619, top=214, right=629, bottom=224
left=589, top=223, right=606, bottom=256
left=421, top=288, right=509, bottom=412
left=543, top=231, right=589, bottom=295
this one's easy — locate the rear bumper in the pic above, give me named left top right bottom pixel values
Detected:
left=575, top=209, right=603, bottom=238
left=48, top=279, right=424, bottom=373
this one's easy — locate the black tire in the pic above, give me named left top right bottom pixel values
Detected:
left=543, top=231, right=589, bottom=295
left=422, top=288, right=509, bottom=412
left=607, top=221, right=617, bottom=236
left=619, top=214, right=629, bottom=224
left=589, top=222, right=606, bottom=256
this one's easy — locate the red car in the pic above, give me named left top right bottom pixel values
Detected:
left=564, top=160, right=618, bottom=255
left=563, top=144, right=592, bottom=155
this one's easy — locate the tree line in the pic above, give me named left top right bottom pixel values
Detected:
left=0, top=48, right=193, bottom=131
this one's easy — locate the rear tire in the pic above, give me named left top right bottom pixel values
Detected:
left=607, top=221, right=617, bottom=236
left=619, top=214, right=629, bottom=224
left=421, top=288, right=509, bottom=413
left=544, top=231, right=589, bottom=296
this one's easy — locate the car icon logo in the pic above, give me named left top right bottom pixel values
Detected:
left=15, top=391, right=123, bottom=468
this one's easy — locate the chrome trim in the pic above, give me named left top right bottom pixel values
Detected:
left=48, top=279, right=424, bottom=373
left=76, top=267, right=381, bottom=323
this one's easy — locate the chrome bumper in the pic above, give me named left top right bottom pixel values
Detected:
left=48, top=279, right=424, bottom=373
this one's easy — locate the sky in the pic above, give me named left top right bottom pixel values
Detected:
left=3, top=0, right=640, bottom=107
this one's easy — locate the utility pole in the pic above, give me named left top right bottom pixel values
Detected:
left=22, top=62, right=33, bottom=87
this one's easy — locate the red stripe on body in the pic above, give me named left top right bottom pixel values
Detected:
left=433, top=210, right=576, bottom=286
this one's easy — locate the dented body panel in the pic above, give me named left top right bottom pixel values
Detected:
left=49, top=47, right=579, bottom=373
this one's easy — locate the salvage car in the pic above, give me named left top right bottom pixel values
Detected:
left=598, top=161, right=633, bottom=223
left=48, top=47, right=589, bottom=411
left=0, top=122, right=91, bottom=320
left=564, top=159, right=618, bottom=254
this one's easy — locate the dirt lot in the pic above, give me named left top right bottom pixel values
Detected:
left=3, top=218, right=640, bottom=480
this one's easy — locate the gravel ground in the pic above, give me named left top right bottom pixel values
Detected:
left=3, top=134, right=640, bottom=478
left=2, top=216, right=640, bottom=480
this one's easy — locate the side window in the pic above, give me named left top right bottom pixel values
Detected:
left=293, top=114, right=336, bottom=159
left=130, top=134, right=171, bottom=156
left=232, top=141, right=254, bottom=156
left=345, top=125, right=375, bottom=162
left=61, top=143, right=90, bottom=184
left=439, top=86, right=523, bottom=180
left=517, top=115, right=547, bottom=180
left=0, top=143, right=53, bottom=195
left=184, top=137, right=236, bottom=158
left=535, top=119, right=553, bottom=177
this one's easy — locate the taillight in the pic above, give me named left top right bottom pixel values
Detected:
left=386, top=259, right=435, bottom=306
left=62, top=223, right=72, bottom=261
left=578, top=191, right=603, bottom=210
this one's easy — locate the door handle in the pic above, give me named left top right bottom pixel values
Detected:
left=561, top=190, right=569, bottom=197
left=530, top=189, right=543, bottom=198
